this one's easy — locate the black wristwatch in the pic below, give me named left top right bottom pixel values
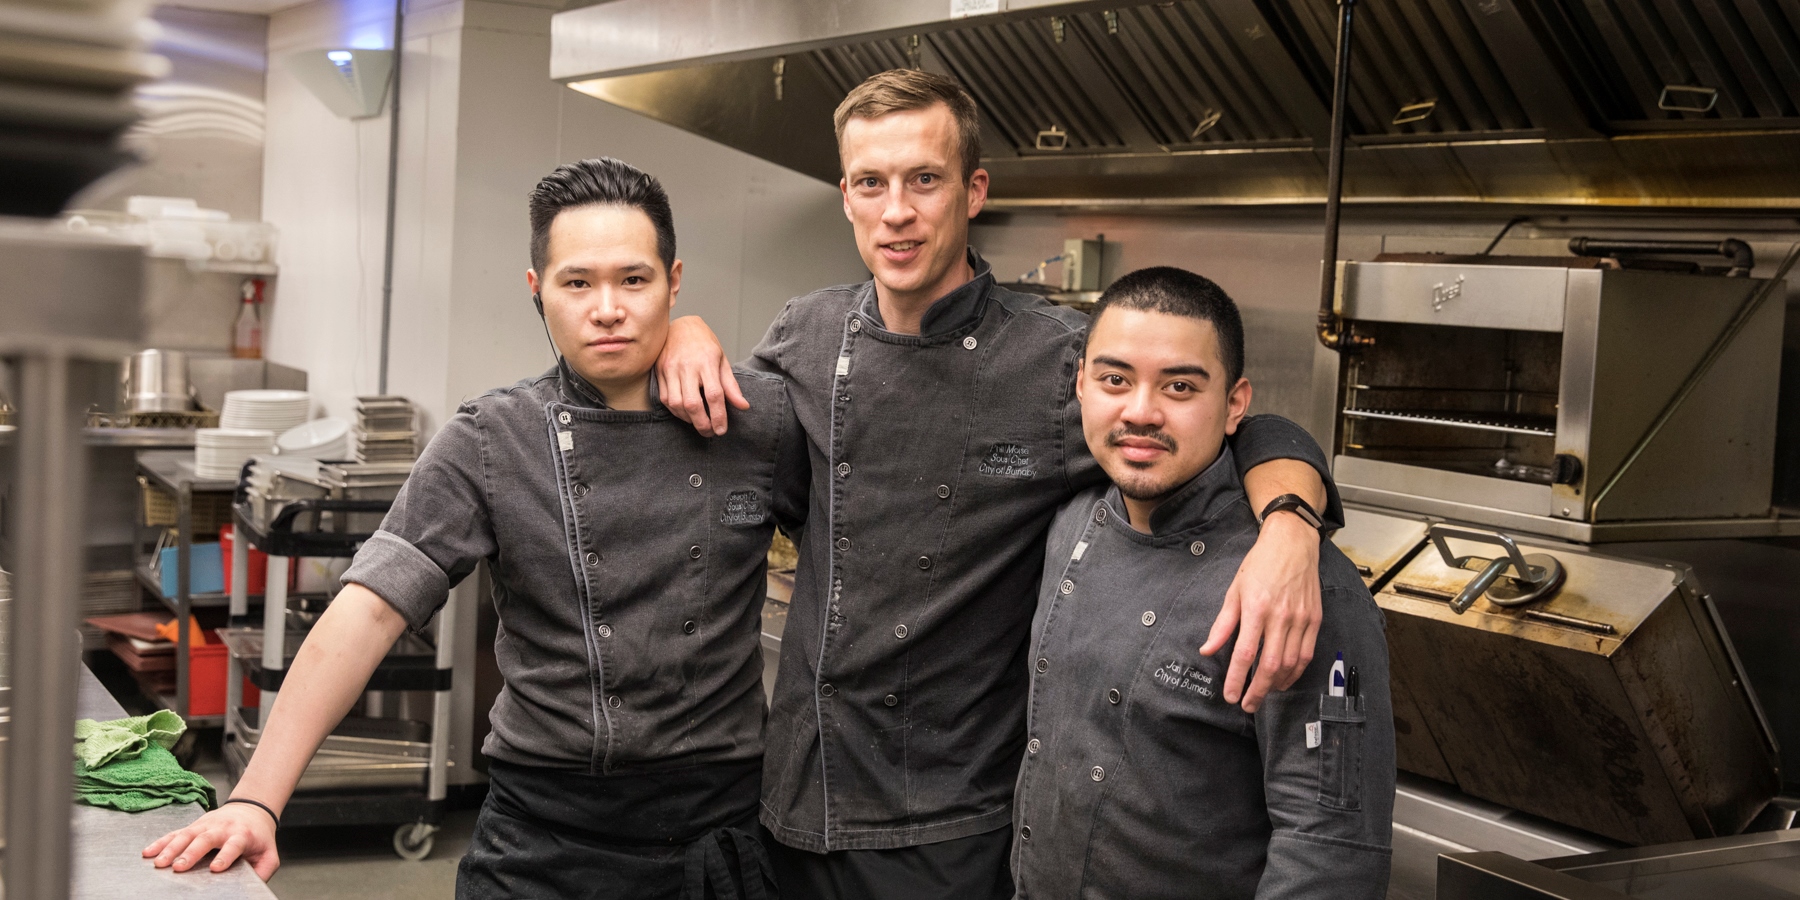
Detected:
left=1259, top=493, right=1323, bottom=531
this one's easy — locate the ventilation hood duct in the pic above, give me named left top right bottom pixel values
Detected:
left=551, top=0, right=1800, bottom=208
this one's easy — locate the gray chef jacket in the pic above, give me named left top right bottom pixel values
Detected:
left=746, top=250, right=1344, bottom=852
left=343, top=361, right=807, bottom=772
left=1012, top=445, right=1393, bottom=900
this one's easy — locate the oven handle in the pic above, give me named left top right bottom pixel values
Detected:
left=1428, top=525, right=1562, bottom=614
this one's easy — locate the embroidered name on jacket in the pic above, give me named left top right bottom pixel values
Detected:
left=978, top=442, right=1036, bottom=479
left=721, top=490, right=766, bottom=526
left=1154, top=659, right=1216, bottom=699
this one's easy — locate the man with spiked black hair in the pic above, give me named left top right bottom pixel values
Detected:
left=146, top=157, right=804, bottom=899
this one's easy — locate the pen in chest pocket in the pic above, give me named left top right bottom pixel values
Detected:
left=1329, top=651, right=1347, bottom=697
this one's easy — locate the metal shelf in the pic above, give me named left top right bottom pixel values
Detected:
left=133, top=563, right=329, bottom=611
left=149, top=690, right=223, bottom=728
left=218, top=627, right=447, bottom=692
left=1342, top=407, right=1556, bottom=437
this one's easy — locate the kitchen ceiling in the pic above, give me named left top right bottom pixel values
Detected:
left=553, top=0, right=1800, bottom=208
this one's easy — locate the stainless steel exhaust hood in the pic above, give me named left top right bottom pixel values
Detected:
left=552, top=0, right=1800, bottom=208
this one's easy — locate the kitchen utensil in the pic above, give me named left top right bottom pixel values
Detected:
left=120, top=349, right=193, bottom=413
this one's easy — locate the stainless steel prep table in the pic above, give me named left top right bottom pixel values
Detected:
left=70, top=662, right=276, bottom=899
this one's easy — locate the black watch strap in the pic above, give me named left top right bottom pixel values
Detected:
left=1259, top=493, right=1323, bottom=530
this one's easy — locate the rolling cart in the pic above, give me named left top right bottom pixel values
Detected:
left=220, top=480, right=457, bottom=860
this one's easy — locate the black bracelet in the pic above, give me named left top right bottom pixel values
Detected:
left=224, top=797, right=281, bottom=830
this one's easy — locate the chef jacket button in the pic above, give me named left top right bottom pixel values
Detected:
left=597, top=624, right=613, bottom=639
left=837, top=462, right=851, bottom=477
left=849, top=318, right=862, bottom=333
left=1027, top=737, right=1041, bottom=754
left=1141, top=610, right=1156, bottom=627
left=917, top=556, right=931, bottom=570
left=1019, top=825, right=1031, bottom=841
left=1036, top=657, right=1049, bottom=674
left=962, top=336, right=978, bottom=350
left=894, top=624, right=908, bottom=639
left=1190, top=540, right=1205, bottom=556
left=683, top=620, right=697, bottom=634
left=1059, top=579, right=1074, bottom=595
left=819, top=683, right=836, bottom=698
left=1091, top=766, right=1106, bottom=782
left=584, top=552, right=599, bottom=567
left=1107, top=688, right=1121, bottom=704
left=607, top=695, right=622, bottom=709
left=689, top=545, right=702, bottom=559
left=884, top=694, right=898, bottom=707
left=573, top=483, right=589, bottom=497
left=936, top=484, right=951, bottom=499
left=558, top=411, right=571, bottom=425
left=689, top=473, right=703, bottom=488
left=1094, top=505, right=1107, bottom=524
left=837, top=537, right=851, bottom=551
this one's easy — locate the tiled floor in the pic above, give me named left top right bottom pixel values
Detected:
left=263, top=813, right=477, bottom=900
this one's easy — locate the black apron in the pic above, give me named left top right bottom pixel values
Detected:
left=457, top=758, right=776, bottom=900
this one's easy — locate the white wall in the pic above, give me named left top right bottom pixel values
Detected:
left=264, top=0, right=864, bottom=432
left=262, top=0, right=397, bottom=423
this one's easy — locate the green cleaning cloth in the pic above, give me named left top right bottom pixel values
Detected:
left=73, top=710, right=186, bottom=768
left=72, top=711, right=215, bottom=813
left=74, top=743, right=216, bottom=812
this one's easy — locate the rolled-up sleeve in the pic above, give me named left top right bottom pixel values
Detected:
left=342, top=405, right=496, bottom=631
left=1228, top=414, right=1344, bottom=530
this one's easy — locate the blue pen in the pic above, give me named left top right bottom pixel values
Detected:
left=1328, top=651, right=1346, bottom=698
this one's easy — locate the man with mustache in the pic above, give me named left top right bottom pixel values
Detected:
left=1011, top=267, right=1394, bottom=900
left=656, top=69, right=1346, bottom=899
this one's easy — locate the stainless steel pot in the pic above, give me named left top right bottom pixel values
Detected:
left=120, top=349, right=194, bottom=413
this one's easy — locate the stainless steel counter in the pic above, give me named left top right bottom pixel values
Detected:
left=70, top=664, right=275, bottom=899
left=0, top=426, right=201, bottom=449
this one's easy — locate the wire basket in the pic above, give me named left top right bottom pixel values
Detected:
left=140, top=477, right=235, bottom=533
left=90, top=408, right=220, bottom=429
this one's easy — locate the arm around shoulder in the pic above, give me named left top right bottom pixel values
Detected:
left=1229, top=415, right=1342, bottom=529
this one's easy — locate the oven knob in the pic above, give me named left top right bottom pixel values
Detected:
left=1552, top=454, right=1584, bottom=486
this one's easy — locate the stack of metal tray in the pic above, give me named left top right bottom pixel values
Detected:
left=224, top=705, right=429, bottom=791
left=243, top=455, right=412, bottom=534
left=219, top=626, right=434, bottom=792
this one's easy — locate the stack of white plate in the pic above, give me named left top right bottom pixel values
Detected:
left=221, top=390, right=311, bottom=434
left=276, top=417, right=351, bottom=460
left=196, top=428, right=275, bottom=480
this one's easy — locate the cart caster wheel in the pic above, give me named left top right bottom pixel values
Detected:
left=393, top=822, right=437, bottom=861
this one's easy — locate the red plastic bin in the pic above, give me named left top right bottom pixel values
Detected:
left=189, top=630, right=259, bottom=717
left=219, top=524, right=270, bottom=594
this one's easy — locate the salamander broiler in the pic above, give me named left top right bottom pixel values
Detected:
left=1318, top=248, right=1792, bottom=896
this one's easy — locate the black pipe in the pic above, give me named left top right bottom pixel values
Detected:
left=1316, top=0, right=1370, bottom=350
left=1567, top=237, right=1755, bottom=277
left=378, top=0, right=405, bottom=394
